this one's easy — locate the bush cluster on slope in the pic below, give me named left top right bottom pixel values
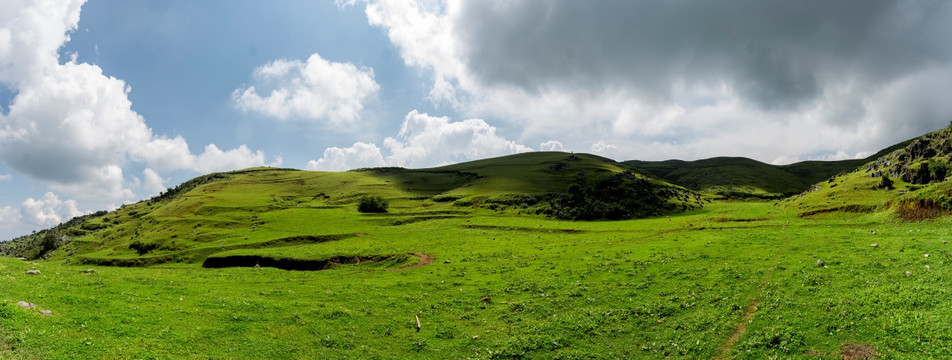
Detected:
left=357, top=196, right=389, bottom=213
left=0, top=210, right=108, bottom=259
left=150, top=173, right=229, bottom=203
left=551, top=172, right=671, bottom=220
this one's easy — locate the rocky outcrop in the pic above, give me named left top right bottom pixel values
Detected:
left=863, top=127, right=952, bottom=185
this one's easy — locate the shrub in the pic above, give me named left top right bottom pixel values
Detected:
left=878, top=173, right=893, bottom=190
left=357, top=196, right=389, bottom=213
left=129, top=241, right=158, bottom=255
left=929, top=158, right=948, bottom=182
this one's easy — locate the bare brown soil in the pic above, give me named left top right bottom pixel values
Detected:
left=711, top=217, right=767, bottom=222
left=894, top=199, right=948, bottom=220
left=798, top=204, right=877, bottom=218
left=387, top=252, right=433, bottom=272
left=840, top=343, right=877, bottom=359
left=802, top=343, right=878, bottom=359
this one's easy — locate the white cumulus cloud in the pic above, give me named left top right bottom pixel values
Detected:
left=383, top=110, right=532, bottom=168
left=20, top=192, right=84, bottom=227
left=192, top=144, right=280, bottom=173
left=591, top=141, right=618, bottom=157
left=142, top=168, right=166, bottom=197
left=307, top=110, right=533, bottom=170
left=0, top=0, right=275, bottom=203
left=233, top=53, right=379, bottom=125
left=46, top=164, right=134, bottom=202
left=0, top=206, right=21, bottom=226
left=307, top=142, right=387, bottom=171
left=0, top=173, right=11, bottom=181
left=539, top=140, right=565, bottom=152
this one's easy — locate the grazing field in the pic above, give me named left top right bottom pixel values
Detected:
left=2, top=200, right=951, bottom=359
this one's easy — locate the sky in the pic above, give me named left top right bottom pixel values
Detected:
left=1, top=0, right=951, bottom=239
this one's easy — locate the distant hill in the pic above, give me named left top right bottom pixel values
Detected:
left=784, top=126, right=952, bottom=218
left=0, top=152, right=702, bottom=264
left=625, top=143, right=908, bottom=198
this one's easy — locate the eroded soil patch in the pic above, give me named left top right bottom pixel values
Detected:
left=840, top=343, right=877, bottom=359
left=804, top=343, right=878, bottom=359
left=387, top=252, right=433, bottom=272
left=387, top=216, right=460, bottom=226
left=711, top=217, right=767, bottom=222
left=798, top=205, right=877, bottom=218
left=79, top=234, right=357, bottom=267
left=202, top=253, right=411, bottom=271
left=461, top=224, right=583, bottom=234
left=894, top=199, right=949, bottom=221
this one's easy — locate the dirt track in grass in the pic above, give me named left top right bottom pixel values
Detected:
left=387, top=252, right=433, bottom=272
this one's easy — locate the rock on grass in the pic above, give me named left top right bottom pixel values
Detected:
left=17, top=301, right=35, bottom=309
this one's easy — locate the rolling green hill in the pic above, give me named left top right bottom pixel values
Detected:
left=626, top=142, right=910, bottom=198
left=0, top=152, right=702, bottom=266
left=627, top=157, right=830, bottom=197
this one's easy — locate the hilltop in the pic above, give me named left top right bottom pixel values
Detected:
left=0, top=152, right=702, bottom=265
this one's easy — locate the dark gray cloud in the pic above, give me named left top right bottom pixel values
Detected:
left=453, top=0, right=952, bottom=111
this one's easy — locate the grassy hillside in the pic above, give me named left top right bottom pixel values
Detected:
left=626, top=142, right=909, bottom=198
left=784, top=126, right=952, bottom=218
left=629, top=157, right=818, bottom=197
left=0, top=152, right=702, bottom=266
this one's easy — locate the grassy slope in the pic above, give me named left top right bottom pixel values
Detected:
left=0, top=152, right=700, bottom=267
left=626, top=141, right=910, bottom=197
left=784, top=126, right=952, bottom=217
left=433, top=152, right=648, bottom=196
left=630, top=157, right=817, bottom=195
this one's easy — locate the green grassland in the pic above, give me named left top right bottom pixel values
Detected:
left=3, top=201, right=952, bottom=359
left=2, top=143, right=952, bottom=358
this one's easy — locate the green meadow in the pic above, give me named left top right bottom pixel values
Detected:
left=2, top=201, right=952, bottom=358
left=2, top=144, right=952, bottom=359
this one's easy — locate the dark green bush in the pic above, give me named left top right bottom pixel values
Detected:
left=357, top=196, right=389, bottom=213
left=929, top=158, right=948, bottom=181
left=129, top=241, right=158, bottom=255
left=878, top=173, right=894, bottom=190
left=551, top=171, right=668, bottom=220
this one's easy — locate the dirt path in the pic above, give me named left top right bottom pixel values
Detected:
left=387, top=252, right=433, bottom=272
left=716, top=298, right=761, bottom=359
left=715, top=231, right=789, bottom=359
